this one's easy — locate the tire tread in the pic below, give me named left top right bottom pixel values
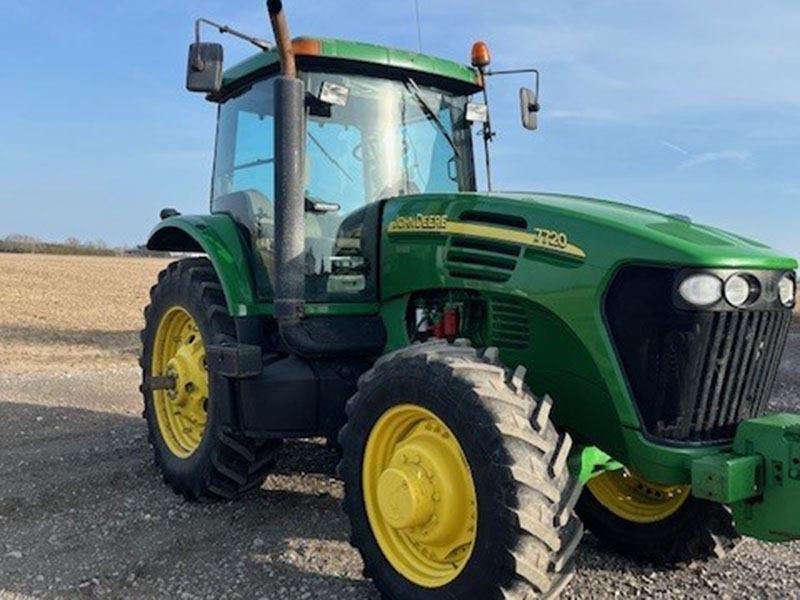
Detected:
left=338, top=341, right=584, bottom=599
left=141, top=258, right=281, bottom=502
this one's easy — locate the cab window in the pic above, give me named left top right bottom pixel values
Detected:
left=211, top=78, right=276, bottom=300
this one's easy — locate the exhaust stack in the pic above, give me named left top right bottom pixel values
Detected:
left=268, top=0, right=297, bottom=78
left=268, top=0, right=306, bottom=327
left=265, top=1, right=385, bottom=358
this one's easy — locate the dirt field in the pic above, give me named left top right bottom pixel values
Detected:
left=0, top=254, right=170, bottom=375
left=1, top=254, right=799, bottom=599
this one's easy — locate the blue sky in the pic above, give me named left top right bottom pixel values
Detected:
left=1, top=0, right=798, bottom=257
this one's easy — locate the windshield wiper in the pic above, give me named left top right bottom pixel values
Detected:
left=405, top=78, right=461, bottom=159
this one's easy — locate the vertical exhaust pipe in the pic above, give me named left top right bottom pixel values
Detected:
left=268, top=0, right=306, bottom=327
left=268, top=0, right=296, bottom=79
left=267, top=0, right=379, bottom=357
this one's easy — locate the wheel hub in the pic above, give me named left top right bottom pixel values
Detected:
left=150, top=306, right=209, bottom=458
left=363, top=405, right=478, bottom=587
left=165, top=337, right=207, bottom=407
left=376, top=465, right=434, bottom=529
left=587, top=469, right=690, bottom=523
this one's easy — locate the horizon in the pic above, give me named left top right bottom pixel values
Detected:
left=1, top=0, right=798, bottom=259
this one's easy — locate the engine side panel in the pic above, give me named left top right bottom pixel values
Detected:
left=378, top=193, right=796, bottom=481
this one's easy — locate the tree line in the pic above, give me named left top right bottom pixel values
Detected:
left=0, top=234, right=164, bottom=257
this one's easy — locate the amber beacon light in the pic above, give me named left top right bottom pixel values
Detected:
left=470, top=41, right=491, bottom=69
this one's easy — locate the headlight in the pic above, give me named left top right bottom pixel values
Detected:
left=778, top=274, right=796, bottom=308
left=724, top=274, right=759, bottom=307
left=678, top=273, right=723, bottom=307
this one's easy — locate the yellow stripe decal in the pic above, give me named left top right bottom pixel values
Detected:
left=387, top=217, right=586, bottom=260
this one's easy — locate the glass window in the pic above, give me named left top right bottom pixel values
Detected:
left=209, top=72, right=476, bottom=304
left=304, top=72, right=475, bottom=207
left=212, top=79, right=275, bottom=202
left=211, top=79, right=276, bottom=299
left=303, top=71, right=475, bottom=302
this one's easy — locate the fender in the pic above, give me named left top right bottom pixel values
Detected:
left=147, top=214, right=262, bottom=317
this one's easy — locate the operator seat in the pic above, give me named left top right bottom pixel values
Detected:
left=213, top=189, right=275, bottom=284
left=212, top=189, right=274, bottom=241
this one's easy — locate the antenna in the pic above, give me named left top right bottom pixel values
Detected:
left=414, top=0, right=423, bottom=52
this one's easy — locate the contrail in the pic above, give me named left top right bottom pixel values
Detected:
left=660, top=140, right=690, bottom=156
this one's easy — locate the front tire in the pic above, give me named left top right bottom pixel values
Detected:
left=578, top=469, right=739, bottom=564
left=140, top=258, right=280, bottom=501
left=338, top=341, right=584, bottom=600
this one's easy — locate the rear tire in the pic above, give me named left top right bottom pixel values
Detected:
left=338, top=340, right=584, bottom=600
left=140, top=258, right=280, bottom=501
left=578, top=470, right=739, bottom=564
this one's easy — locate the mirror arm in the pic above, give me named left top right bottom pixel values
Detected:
left=478, top=67, right=541, bottom=191
left=193, top=17, right=274, bottom=70
left=192, top=19, right=206, bottom=71
left=485, top=67, right=541, bottom=108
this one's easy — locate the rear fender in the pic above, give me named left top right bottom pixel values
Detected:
left=147, top=215, right=260, bottom=316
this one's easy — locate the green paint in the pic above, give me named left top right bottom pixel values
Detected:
left=730, top=413, right=800, bottom=542
left=691, top=453, right=762, bottom=504
left=147, top=217, right=383, bottom=319
left=148, top=215, right=258, bottom=315
left=687, top=414, right=800, bottom=541
left=380, top=295, right=413, bottom=352
left=570, top=446, right=623, bottom=484
left=619, top=428, right=720, bottom=484
left=304, top=302, right=381, bottom=316
left=379, top=192, right=797, bottom=483
left=222, top=37, right=481, bottom=90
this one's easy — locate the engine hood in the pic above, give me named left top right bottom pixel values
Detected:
left=446, top=191, right=797, bottom=271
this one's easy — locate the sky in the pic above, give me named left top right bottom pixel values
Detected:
left=0, top=0, right=798, bottom=257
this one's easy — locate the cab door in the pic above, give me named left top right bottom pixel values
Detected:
left=303, top=118, right=379, bottom=306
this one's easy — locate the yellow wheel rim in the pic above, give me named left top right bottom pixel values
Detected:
left=362, top=405, right=478, bottom=588
left=150, top=306, right=209, bottom=459
left=586, top=469, right=690, bottom=524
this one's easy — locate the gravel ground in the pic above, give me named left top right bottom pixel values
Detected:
left=0, top=254, right=798, bottom=599
left=0, top=339, right=798, bottom=599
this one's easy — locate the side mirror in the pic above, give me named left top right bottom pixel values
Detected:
left=186, top=42, right=224, bottom=93
left=519, top=87, right=540, bottom=131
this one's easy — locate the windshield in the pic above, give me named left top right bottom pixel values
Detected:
left=303, top=71, right=476, bottom=212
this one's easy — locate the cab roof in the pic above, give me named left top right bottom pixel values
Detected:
left=222, top=36, right=483, bottom=91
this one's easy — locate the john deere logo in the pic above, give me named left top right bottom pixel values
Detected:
left=387, top=213, right=586, bottom=260
left=388, top=214, right=449, bottom=232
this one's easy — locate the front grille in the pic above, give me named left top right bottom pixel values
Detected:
left=688, top=310, right=791, bottom=439
left=446, top=237, right=520, bottom=283
left=606, top=266, right=792, bottom=444
left=489, top=299, right=530, bottom=349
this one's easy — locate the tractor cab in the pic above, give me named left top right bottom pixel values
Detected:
left=208, top=49, right=481, bottom=302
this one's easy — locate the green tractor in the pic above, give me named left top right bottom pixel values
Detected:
left=140, top=2, right=799, bottom=598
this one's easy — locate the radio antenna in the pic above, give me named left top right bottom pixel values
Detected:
left=413, top=0, right=423, bottom=52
